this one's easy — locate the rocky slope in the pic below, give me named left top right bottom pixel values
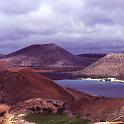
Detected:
left=8, top=89, right=124, bottom=122
left=79, top=54, right=124, bottom=78
left=0, top=70, right=74, bottom=104
left=1, top=43, right=86, bottom=67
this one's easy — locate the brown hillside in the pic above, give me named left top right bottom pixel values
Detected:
left=0, top=70, right=74, bottom=104
left=0, top=60, right=11, bottom=70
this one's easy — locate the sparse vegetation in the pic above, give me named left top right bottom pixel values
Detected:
left=24, top=113, right=90, bottom=124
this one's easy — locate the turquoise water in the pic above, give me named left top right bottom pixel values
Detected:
left=56, top=80, right=124, bottom=98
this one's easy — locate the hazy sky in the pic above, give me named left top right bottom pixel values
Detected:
left=0, top=0, right=124, bottom=54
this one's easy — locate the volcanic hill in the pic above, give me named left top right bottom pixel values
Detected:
left=1, top=43, right=86, bottom=67
left=80, top=53, right=124, bottom=79
left=0, top=70, right=74, bottom=104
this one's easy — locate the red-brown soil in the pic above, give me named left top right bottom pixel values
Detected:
left=69, top=95, right=124, bottom=122
left=0, top=60, right=11, bottom=70
left=0, top=70, right=74, bottom=104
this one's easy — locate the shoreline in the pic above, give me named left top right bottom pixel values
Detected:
left=79, top=78, right=124, bottom=83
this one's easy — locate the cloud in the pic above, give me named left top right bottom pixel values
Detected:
left=0, top=0, right=41, bottom=14
left=0, top=0, right=123, bottom=54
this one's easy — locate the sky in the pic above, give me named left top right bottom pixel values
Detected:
left=0, top=0, right=124, bottom=54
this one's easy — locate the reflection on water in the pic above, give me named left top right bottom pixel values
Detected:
left=56, top=80, right=124, bottom=98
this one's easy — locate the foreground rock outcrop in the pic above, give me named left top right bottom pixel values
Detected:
left=11, top=98, right=65, bottom=114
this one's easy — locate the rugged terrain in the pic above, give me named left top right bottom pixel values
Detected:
left=0, top=70, right=124, bottom=123
left=1, top=89, right=124, bottom=124
left=77, top=54, right=124, bottom=79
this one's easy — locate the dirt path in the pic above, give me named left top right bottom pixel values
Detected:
left=62, top=87, right=83, bottom=101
